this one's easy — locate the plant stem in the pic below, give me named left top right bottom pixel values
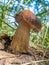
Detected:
left=0, top=18, right=16, bottom=30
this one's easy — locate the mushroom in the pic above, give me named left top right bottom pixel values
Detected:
left=11, top=10, right=42, bottom=53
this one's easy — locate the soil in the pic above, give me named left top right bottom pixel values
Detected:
left=0, top=34, right=49, bottom=65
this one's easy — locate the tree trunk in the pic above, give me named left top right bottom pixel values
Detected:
left=11, top=21, right=30, bottom=53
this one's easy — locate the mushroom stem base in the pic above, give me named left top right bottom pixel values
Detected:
left=11, top=22, right=30, bottom=53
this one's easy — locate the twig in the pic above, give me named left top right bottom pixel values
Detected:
left=21, top=59, right=49, bottom=65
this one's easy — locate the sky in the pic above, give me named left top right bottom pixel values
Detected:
left=0, top=0, right=49, bottom=26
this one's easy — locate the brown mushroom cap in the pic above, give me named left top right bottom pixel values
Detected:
left=15, top=10, right=42, bottom=32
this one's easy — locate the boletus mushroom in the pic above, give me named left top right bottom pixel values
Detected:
left=11, top=10, right=42, bottom=53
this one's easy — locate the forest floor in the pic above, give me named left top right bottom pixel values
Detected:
left=0, top=34, right=49, bottom=65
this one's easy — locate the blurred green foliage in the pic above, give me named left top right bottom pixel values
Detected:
left=0, top=0, right=49, bottom=49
